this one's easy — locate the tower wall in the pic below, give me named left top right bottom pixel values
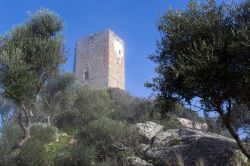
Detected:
left=74, top=30, right=125, bottom=90
left=74, top=31, right=109, bottom=88
left=108, top=31, right=125, bottom=90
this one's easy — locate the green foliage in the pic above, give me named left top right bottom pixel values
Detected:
left=155, top=103, right=204, bottom=123
left=108, top=88, right=150, bottom=123
left=16, top=140, right=49, bottom=166
left=55, top=86, right=114, bottom=129
left=70, top=143, right=96, bottom=166
left=5, top=127, right=96, bottom=166
left=55, top=86, right=151, bottom=130
left=46, top=73, right=75, bottom=95
left=229, top=104, right=250, bottom=134
left=37, top=73, right=76, bottom=125
left=53, top=143, right=96, bottom=166
left=0, top=85, right=197, bottom=165
left=0, top=9, right=65, bottom=104
left=46, top=133, right=72, bottom=164
left=44, top=132, right=96, bottom=166
left=0, top=121, right=21, bottom=166
left=147, top=0, right=250, bottom=159
left=74, top=87, right=113, bottom=116
left=55, top=109, right=81, bottom=130
left=30, top=124, right=59, bottom=143
left=161, top=117, right=182, bottom=130
left=78, top=117, right=139, bottom=161
left=0, top=8, right=66, bottom=151
left=0, top=124, right=59, bottom=166
left=147, top=0, right=250, bottom=113
left=148, top=111, right=182, bottom=130
left=27, top=9, right=63, bottom=37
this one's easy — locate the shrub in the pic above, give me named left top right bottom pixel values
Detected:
left=108, top=88, right=151, bottom=123
left=48, top=134, right=71, bottom=165
left=16, top=140, right=49, bottom=166
left=55, top=109, right=81, bottom=130
left=170, top=104, right=204, bottom=123
left=74, top=87, right=113, bottom=116
left=78, top=117, right=139, bottom=161
left=31, top=124, right=59, bottom=143
left=45, top=132, right=96, bottom=166
left=148, top=111, right=182, bottom=130
left=54, top=143, right=96, bottom=166
left=0, top=121, right=21, bottom=166
left=70, top=143, right=96, bottom=166
left=56, top=86, right=114, bottom=130
left=161, top=117, right=183, bottom=130
left=55, top=86, right=153, bottom=130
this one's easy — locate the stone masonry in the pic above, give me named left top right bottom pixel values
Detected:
left=74, top=30, right=125, bottom=90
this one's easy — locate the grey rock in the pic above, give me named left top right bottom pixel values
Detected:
left=153, top=128, right=234, bottom=146
left=177, top=118, right=208, bottom=131
left=135, top=121, right=248, bottom=166
left=136, top=121, right=164, bottom=143
left=123, top=156, right=153, bottom=166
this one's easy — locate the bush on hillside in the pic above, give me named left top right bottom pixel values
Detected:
left=55, top=86, right=115, bottom=130
left=108, top=88, right=151, bottom=123
left=170, top=104, right=204, bottom=122
left=15, top=140, right=49, bottom=166
left=0, top=121, right=21, bottom=166
left=55, top=109, right=81, bottom=131
left=55, top=86, right=153, bottom=130
left=74, top=87, right=113, bottom=116
left=77, top=117, right=139, bottom=161
left=54, top=143, right=96, bottom=166
left=30, top=124, right=59, bottom=143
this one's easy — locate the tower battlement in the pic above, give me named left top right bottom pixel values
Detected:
left=74, top=30, right=125, bottom=90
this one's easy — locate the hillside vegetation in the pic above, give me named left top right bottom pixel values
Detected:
left=0, top=73, right=201, bottom=166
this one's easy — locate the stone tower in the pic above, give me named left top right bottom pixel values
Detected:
left=74, top=30, right=125, bottom=90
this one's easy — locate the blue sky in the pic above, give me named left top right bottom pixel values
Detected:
left=0, top=0, right=191, bottom=97
left=0, top=0, right=236, bottom=97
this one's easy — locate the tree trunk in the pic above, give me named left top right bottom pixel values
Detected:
left=14, top=105, right=32, bottom=149
left=8, top=109, right=32, bottom=160
left=16, top=121, right=31, bottom=148
left=218, top=111, right=250, bottom=160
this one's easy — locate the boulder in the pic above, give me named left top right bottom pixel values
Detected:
left=152, top=128, right=233, bottom=146
left=123, top=156, right=153, bottom=166
left=135, top=121, right=248, bottom=166
left=136, top=121, right=164, bottom=143
left=177, top=118, right=208, bottom=131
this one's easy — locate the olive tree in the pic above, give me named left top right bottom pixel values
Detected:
left=0, top=9, right=65, bottom=149
left=38, top=73, right=76, bottom=125
left=147, top=0, right=250, bottom=159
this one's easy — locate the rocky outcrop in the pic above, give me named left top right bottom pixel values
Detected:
left=123, top=156, right=153, bottom=166
left=136, top=121, right=164, bottom=143
left=135, top=121, right=248, bottom=166
left=177, top=118, right=208, bottom=131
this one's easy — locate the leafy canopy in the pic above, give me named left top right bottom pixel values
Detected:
left=147, top=0, right=250, bottom=113
left=147, top=0, right=250, bottom=159
left=0, top=9, right=65, bottom=105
